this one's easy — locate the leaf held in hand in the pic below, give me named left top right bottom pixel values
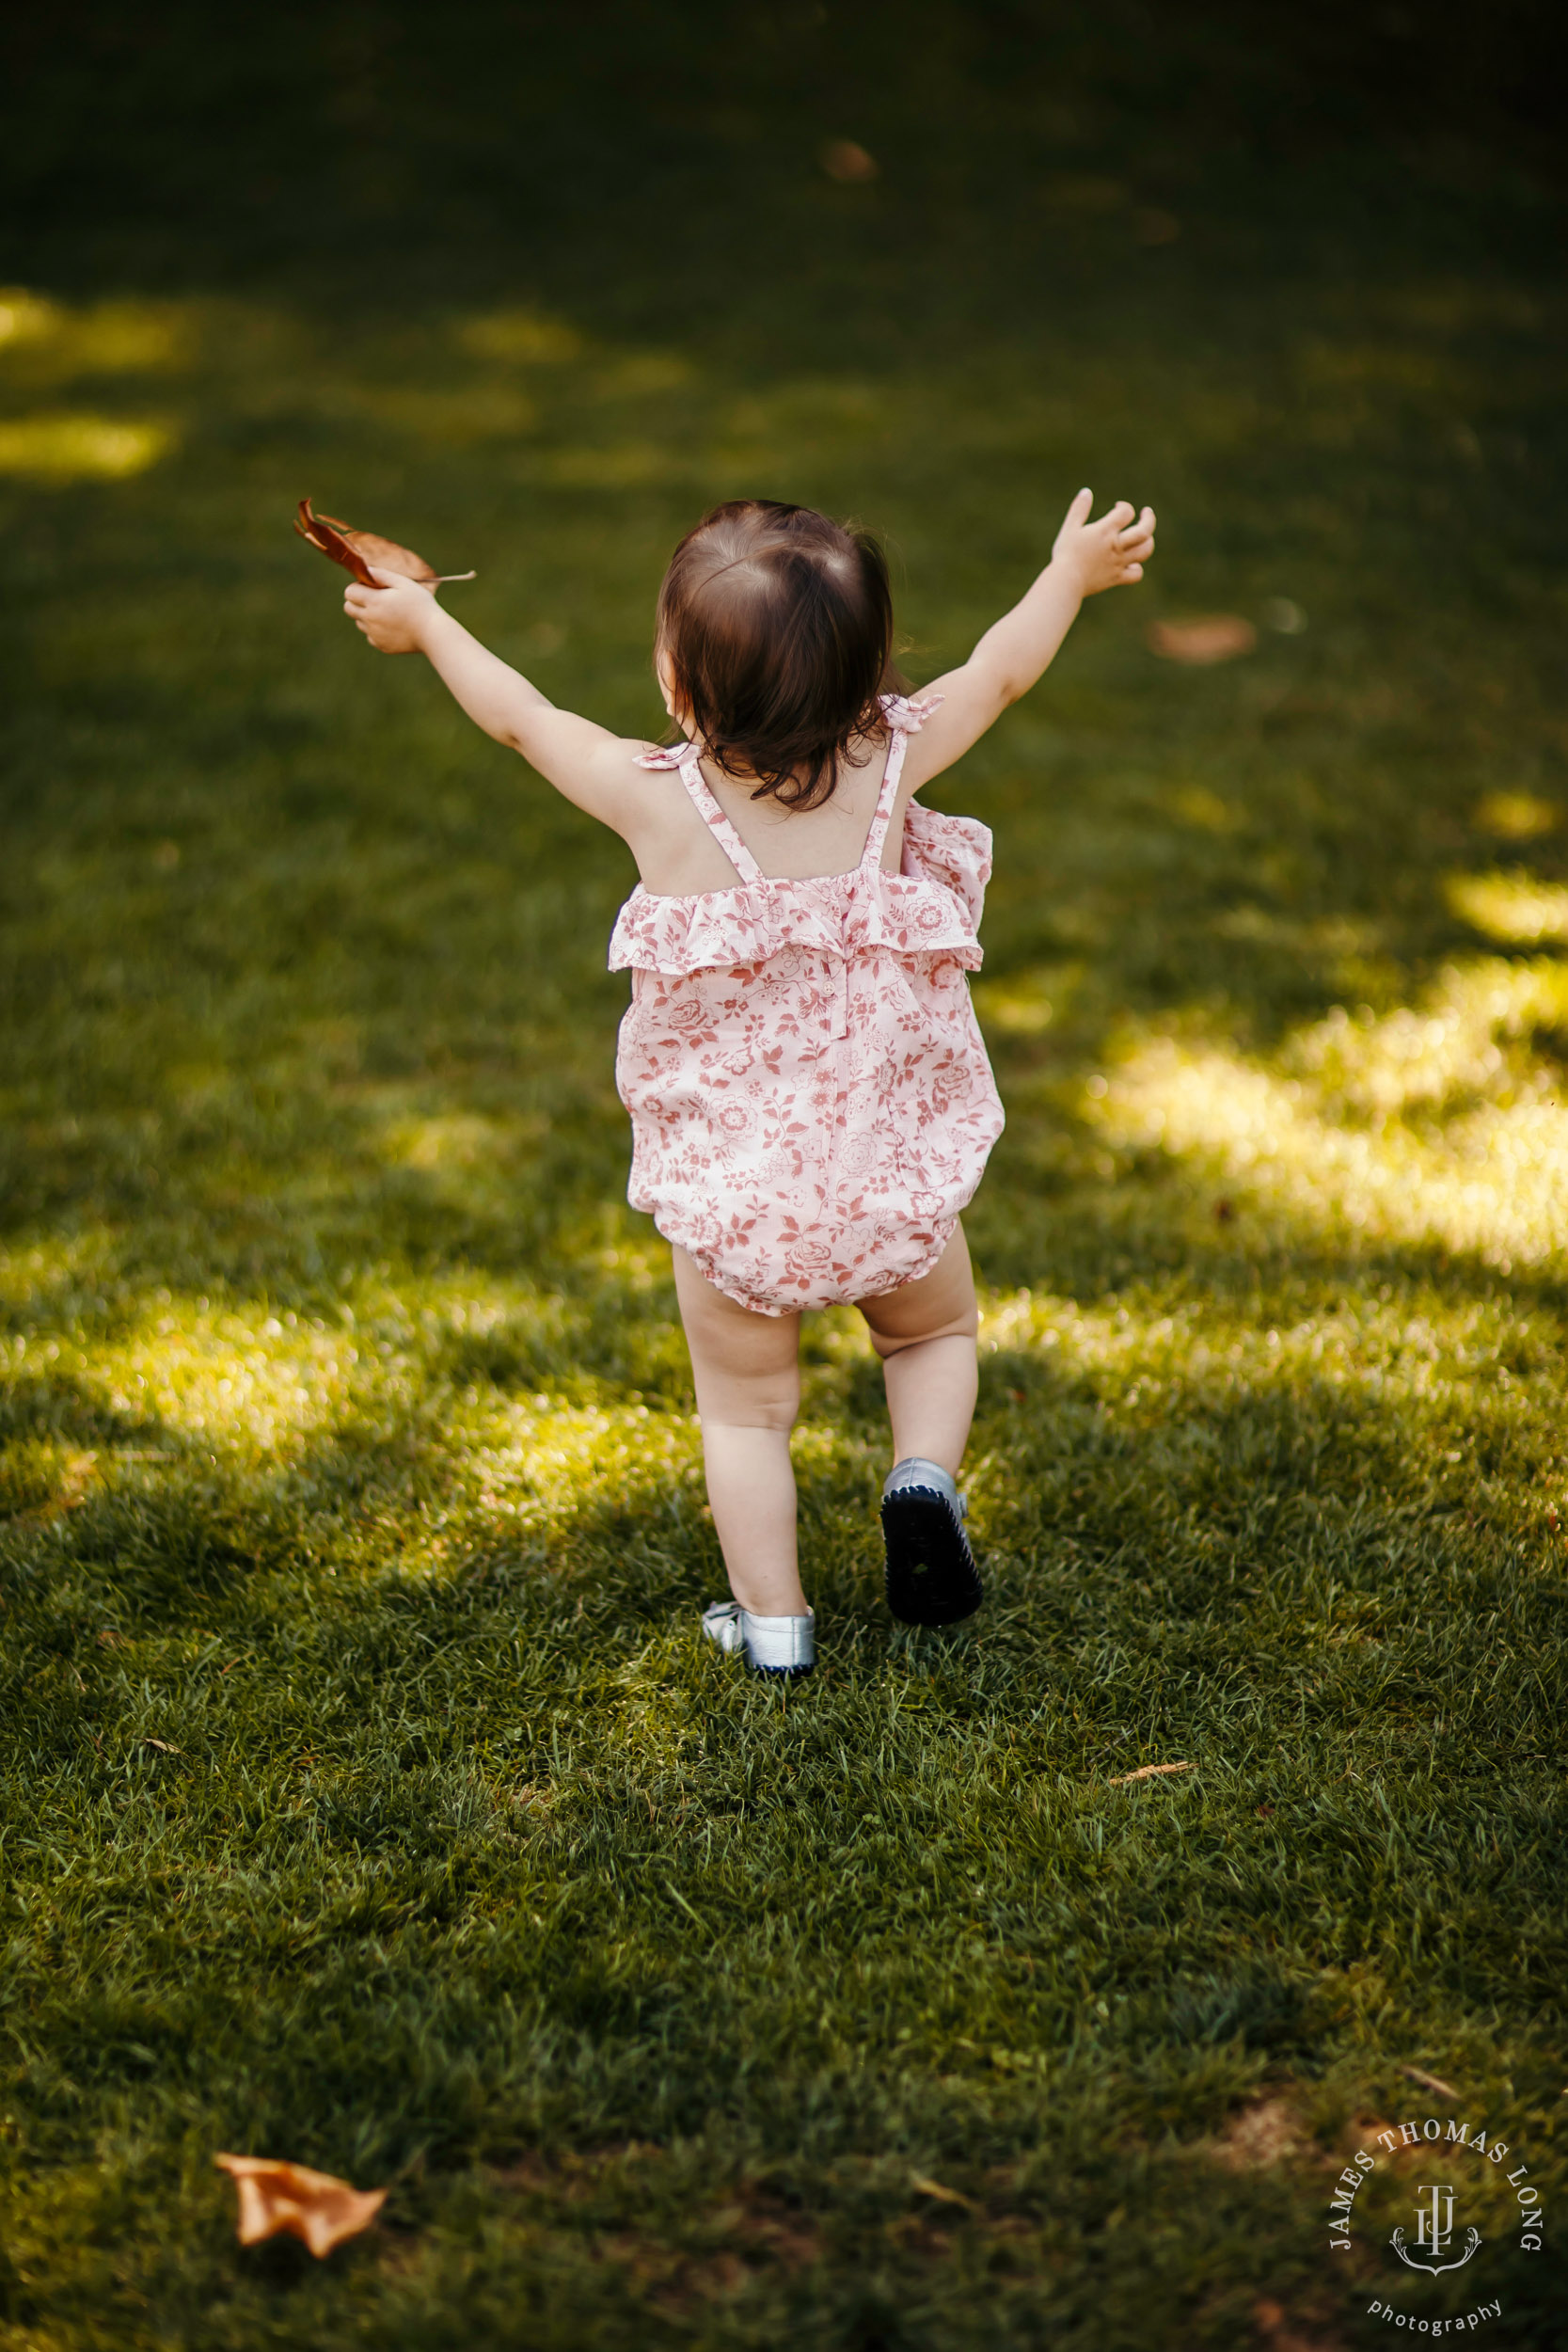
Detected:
left=293, top=498, right=475, bottom=591
left=214, top=2153, right=387, bottom=2257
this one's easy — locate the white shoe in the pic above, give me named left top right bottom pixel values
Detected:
left=701, top=1600, right=816, bottom=1677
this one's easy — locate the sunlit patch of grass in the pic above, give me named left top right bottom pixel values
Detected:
left=1447, top=869, right=1568, bottom=946
left=0, top=1232, right=123, bottom=1321
left=1285, top=959, right=1568, bottom=1114
left=454, top=308, right=586, bottom=364
left=457, top=1392, right=703, bottom=1544
left=1473, top=790, right=1560, bottom=842
left=0, top=286, right=189, bottom=375
left=1095, top=1026, right=1568, bottom=1276
left=978, top=1280, right=1551, bottom=1435
left=0, top=411, right=173, bottom=480
left=1165, top=783, right=1240, bottom=832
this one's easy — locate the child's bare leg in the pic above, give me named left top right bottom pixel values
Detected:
left=672, top=1247, right=808, bottom=1617
left=859, top=1227, right=982, bottom=1626
left=858, top=1224, right=979, bottom=1475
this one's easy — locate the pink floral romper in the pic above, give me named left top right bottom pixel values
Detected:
left=609, top=693, right=1005, bottom=1315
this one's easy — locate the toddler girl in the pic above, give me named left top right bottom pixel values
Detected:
left=345, top=486, right=1155, bottom=1677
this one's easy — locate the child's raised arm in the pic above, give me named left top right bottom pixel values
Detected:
left=903, top=489, right=1155, bottom=788
left=342, top=568, right=647, bottom=829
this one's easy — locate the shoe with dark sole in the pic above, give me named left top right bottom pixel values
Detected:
left=880, top=1456, right=983, bottom=1627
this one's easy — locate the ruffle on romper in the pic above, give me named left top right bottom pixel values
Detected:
left=609, top=803, right=991, bottom=977
left=610, top=696, right=992, bottom=977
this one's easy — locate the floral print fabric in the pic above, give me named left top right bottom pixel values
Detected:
left=610, top=694, right=1005, bottom=1314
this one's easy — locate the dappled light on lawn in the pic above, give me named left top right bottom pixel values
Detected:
left=1, top=1268, right=705, bottom=1551
left=1091, top=956, right=1568, bottom=1273
left=1471, top=791, right=1559, bottom=844
left=0, top=412, right=173, bottom=481
left=1446, top=869, right=1568, bottom=946
left=0, top=287, right=189, bottom=376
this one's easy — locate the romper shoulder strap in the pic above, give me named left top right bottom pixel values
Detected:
left=858, top=692, right=946, bottom=871
left=636, top=739, right=764, bottom=886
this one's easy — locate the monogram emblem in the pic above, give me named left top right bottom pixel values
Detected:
left=1389, top=2183, right=1481, bottom=2276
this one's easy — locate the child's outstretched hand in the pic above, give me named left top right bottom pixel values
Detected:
left=343, top=566, right=439, bottom=655
left=1051, top=488, right=1156, bottom=596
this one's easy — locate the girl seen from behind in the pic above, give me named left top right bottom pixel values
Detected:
left=344, top=486, right=1155, bottom=1677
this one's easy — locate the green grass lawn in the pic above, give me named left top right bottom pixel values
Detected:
left=2, top=9, right=1567, bottom=2344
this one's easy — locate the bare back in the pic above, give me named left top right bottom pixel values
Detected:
left=620, top=727, right=921, bottom=898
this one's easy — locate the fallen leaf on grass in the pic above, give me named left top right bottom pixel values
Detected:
left=1147, top=614, right=1256, bottom=665
left=1401, top=2064, right=1460, bottom=2101
left=140, top=1738, right=182, bottom=1755
left=1108, top=1761, right=1193, bottom=1785
left=293, top=497, right=474, bottom=591
left=214, top=2154, right=387, bottom=2256
left=820, top=139, right=879, bottom=183
left=910, top=2172, right=974, bottom=2210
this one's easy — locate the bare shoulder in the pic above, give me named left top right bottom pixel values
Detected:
left=585, top=739, right=705, bottom=858
left=518, top=714, right=671, bottom=834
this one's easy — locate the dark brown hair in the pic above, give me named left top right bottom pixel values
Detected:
left=655, top=501, right=901, bottom=810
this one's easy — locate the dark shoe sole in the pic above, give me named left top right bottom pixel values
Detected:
left=881, top=1486, right=983, bottom=1627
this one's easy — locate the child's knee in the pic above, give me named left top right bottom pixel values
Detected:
left=700, top=1396, right=799, bottom=1434
left=868, top=1312, right=977, bottom=1361
left=693, top=1366, right=801, bottom=1431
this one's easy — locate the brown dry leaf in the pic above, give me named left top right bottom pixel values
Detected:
left=293, top=498, right=474, bottom=592
left=820, top=139, right=879, bottom=183
left=1147, top=614, right=1257, bottom=665
left=141, top=1738, right=182, bottom=1755
left=1108, top=1760, right=1193, bottom=1785
left=214, top=2153, right=387, bottom=2257
left=1401, top=2063, right=1461, bottom=2100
